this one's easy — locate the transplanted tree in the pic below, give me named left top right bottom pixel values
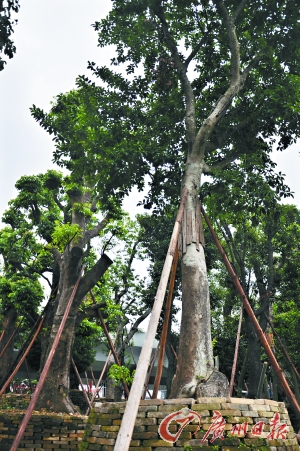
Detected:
left=204, top=176, right=300, bottom=397
left=0, top=83, right=150, bottom=412
left=91, top=0, right=300, bottom=397
left=0, top=221, right=45, bottom=387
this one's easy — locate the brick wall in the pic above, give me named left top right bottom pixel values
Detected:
left=80, top=397, right=300, bottom=451
left=0, top=412, right=87, bottom=451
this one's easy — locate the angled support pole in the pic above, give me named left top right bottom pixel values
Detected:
left=229, top=305, right=243, bottom=396
left=114, top=188, right=188, bottom=451
left=9, top=267, right=84, bottom=451
left=152, top=246, right=179, bottom=398
left=201, top=206, right=300, bottom=419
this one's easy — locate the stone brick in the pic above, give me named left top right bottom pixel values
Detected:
left=132, top=431, right=158, bottom=439
left=241, top=410, right=258, bottom=417
left=158, top=404, right=189, bottom=411
left=221, top=403, right=250, bottom=411
left=164, top=398, right=195, bottom=405
left=257, top=411, right=274, bottom=417
left=219, top=409, right=241, bottom=416
left=143, top=439, right=173, bottom=446
left=227, top=398, right=254, bottom=405
left=197, top=397, right=227, bottom=403
left=250, top=404, right=270, bottom=411
left=192, top=403, right=221, bottom=410
left=147, top=411, right=170, bottom=418
left=138, top=405, right=158, bottom=412
left=134, top=417, right=157, bottom=426
left=139, top=399, right=164, bottom=405
left=226, top=416, right=254, bottom=424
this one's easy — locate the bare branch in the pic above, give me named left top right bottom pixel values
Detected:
left=115, top=240, right=140, bottom=303
left=185, top=29, right=210, bottom=68
left=123, top=308, right=152, bottom=348
left=39, top=273, right=52, bottom=289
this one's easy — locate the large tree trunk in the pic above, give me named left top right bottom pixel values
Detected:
left=0, top=306, right=18, bottom=387
left=36, top=246, right=112, bottom=412
left=170, top=163, right=229, bottom=398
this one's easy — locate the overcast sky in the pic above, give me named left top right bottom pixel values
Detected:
left=1, top=0, right=300, bottom=222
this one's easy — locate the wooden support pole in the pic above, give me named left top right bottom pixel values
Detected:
left=229, top=306, right=243, bottom=397
left=202, top=205, right=300, bottom=419
left=91, top=292, right=130, bottom=398
left=9, top=267, right=84, bottom=451
left=0, top=317, right=44, bottom=396
left=264, top=313, right=300, bottom=381
left=143, top=345, right=159, bottom=400
left=86, top=350, right=112, bottom=415
left=152, top=246, right=179, bottom=399
left=114, top=188, right=188, bottom=451
left=72, top=358, right=92, bottom=411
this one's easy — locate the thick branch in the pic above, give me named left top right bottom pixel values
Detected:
left=75, top=253, right=113, bottom=303
left=83, top=215, right=110, bottom=245
left=154, top=5, right=196, bottom=151
left=215, top=0, right=240, bottom=81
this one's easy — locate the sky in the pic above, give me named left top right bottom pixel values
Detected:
left=1, top=0, right=300, bottom=221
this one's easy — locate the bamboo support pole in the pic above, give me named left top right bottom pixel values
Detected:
left=0, top=317, right=45, bottom=396
left=114, top=188, right=188, bottom=451
left=229, top=305, right=243, bottom=396
left=152, top=246, right=179, bottom=399
left=72, top=358, right=92, bottom=411
left=264, top=313, right=300, bottom=381
left=143, top=345, right=159, bottom=399
left=91, top=293, right=130, bottom=398
left=9, top=267, right=84, bottom=451
left=86, top=350, right=112, bottom=415
left=202, top=206, right=300, bottom=419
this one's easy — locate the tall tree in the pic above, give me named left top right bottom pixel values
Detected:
left=0, top=82, right=151, bottom=412
left=92, top=0, right=300, bottom=397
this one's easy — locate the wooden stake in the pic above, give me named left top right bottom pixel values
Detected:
left=72, top=358, right=92, bottom=411
left=229, top=306, right=243, bottom=396
left=114, top=188, right=188, bottom=451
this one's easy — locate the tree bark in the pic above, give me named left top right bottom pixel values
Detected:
left=0, top=306, right=18, bottom=387
left=36, top=248, right=112, bottom=412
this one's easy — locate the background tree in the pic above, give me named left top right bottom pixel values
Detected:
left=0, top=0, right=20, bottom=70
left=91, top=0, right=300, bottom=398
left=0, top=80, right=153, bottom=412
